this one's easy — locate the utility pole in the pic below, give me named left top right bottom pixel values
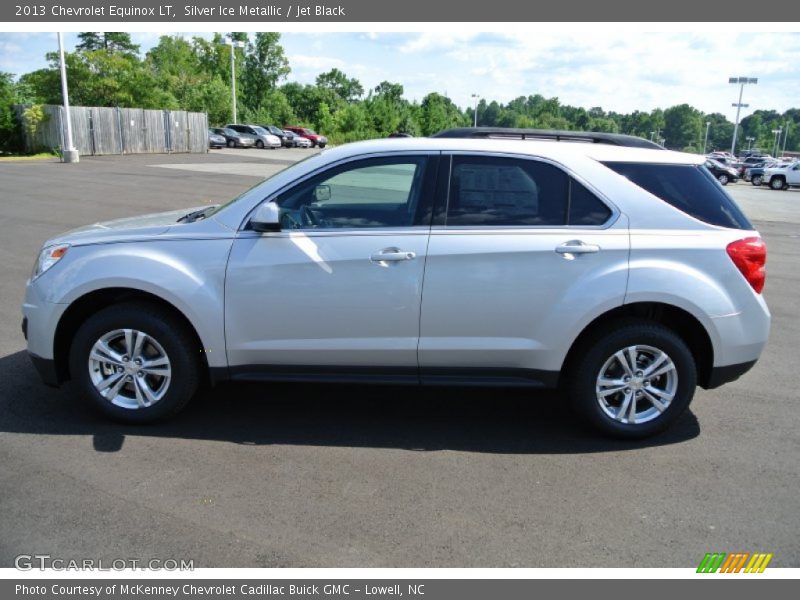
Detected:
left=471, top=94, right=480, bottom=127
left=729, top=76, right=757, bottom=155
left=220, top=37, right=246, bottom=124
left=57, top=32, right=78, bottom=163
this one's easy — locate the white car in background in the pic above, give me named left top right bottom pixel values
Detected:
left=762, top=160, right=800, bottom=190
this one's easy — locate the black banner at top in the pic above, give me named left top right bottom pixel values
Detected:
left=0, top=0, right=782, bottom=22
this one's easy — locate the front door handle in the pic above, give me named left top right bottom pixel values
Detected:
left=370, top=248, right=417, bottom=263
left=555, top=240, right=601, bottom=258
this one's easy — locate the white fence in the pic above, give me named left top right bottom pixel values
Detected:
left=17, top=104, right=208, bottom=155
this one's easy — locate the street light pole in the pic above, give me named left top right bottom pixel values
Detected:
left=471, top=94, right=480, bottom=127
left=221, top=37, right=246, bottom=124
left=703, top=121, right=711, bottom=154
left=771, top=128, right=782, bottom=157
left=746, top=136, right=755, bottom=150
left=57, top=32, right=78, bottom=163
left=729, top=76, right=757, bottom=155
left=781, top=120, right=790, bottom=157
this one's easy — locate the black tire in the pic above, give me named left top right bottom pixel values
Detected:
left=69, top=302, right=201, bottom=423
left=752, top=175, right=763, bottom=186
left=318, top=143, right=327, bottom=149
left=227, top=140, right=235, bottom=148
left=718, top=174, right=729, bottom=185
left=566, top=320, right=696, bottom=439
left=770, top=177, right=786, bottom=190
left=255, top=140, right=264, bottom=149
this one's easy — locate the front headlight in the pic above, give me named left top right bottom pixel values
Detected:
left=32, top=244, right=69, bottom=279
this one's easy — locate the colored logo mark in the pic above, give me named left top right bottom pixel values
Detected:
left=697, top=552, right=773, bottom=573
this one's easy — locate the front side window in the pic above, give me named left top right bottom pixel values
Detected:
left=274, top=157, right=429, bottom=230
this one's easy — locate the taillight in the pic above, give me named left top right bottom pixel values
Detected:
left=726, top=237, right=767, bottom=293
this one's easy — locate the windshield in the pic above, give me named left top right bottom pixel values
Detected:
left=223, top=128, right=236, bottom=136
left=204, top=152, right=326, bottom=218
left=252, top=126, right=268, bottom=135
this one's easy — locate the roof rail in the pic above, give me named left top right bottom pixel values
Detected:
left=431, top=127, right=663, bottom=150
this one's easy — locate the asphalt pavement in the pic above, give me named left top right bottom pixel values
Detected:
left=0, top=151, right=797, bottom=567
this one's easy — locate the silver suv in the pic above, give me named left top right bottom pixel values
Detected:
left=22, top=128, right=770, bottom=438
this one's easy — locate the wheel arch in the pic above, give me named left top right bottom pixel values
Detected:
left=560, top=302, right=715, bottom=389
left=53, top=288, right=211, bottom=385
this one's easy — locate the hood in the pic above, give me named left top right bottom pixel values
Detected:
left=45, top=206, right=210, bottom=247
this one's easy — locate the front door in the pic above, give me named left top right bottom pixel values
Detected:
left=225, top=154, right=438, bottom=376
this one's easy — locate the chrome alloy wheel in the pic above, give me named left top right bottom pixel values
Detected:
left=88, top=329, right=171, bottom=410
left=595, top=345, right=678, bottom=425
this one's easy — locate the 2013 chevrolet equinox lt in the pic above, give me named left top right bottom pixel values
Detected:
left=22, top=128, right=770, bottom=438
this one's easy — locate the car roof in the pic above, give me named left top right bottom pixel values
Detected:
left=317, top=137, right=704, bottom=165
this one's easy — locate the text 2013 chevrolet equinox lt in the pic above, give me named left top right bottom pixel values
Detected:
left=22, top=129, right=770, bottom=438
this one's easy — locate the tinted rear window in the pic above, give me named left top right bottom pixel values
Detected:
left=602, top=162, right=752, bottom=229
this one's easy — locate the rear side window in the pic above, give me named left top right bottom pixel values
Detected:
left=603, top=162, right=752, bottom=229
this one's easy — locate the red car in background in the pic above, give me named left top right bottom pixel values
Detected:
left=283, top=126, right=328, bottom=148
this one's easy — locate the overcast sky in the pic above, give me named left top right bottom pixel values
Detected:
left=1, top=31, right=797, bottom=119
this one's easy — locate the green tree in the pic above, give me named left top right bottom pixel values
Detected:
left=419, top=93, right=467, bottom=135
left=663, top=104, right=703, bottom=150
left=241, top=32, right=290, bottom=113
left=147, top=35, right=231, bottom=124
left=77, top=32, right=140, bottom=55
left=316, top=68, right=364, bottom=103
left=0, top=72, right=25, bottom=152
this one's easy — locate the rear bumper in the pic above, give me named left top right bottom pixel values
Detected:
left=705, top=360, right=757, bottom=389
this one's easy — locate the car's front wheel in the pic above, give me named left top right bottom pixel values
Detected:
left=69, top=303, right=200, bottom=423
left=567, top=320, right=696, bottom=438
left=770, top=177, right=786, bottom=190
left=718, top=174, right=729, bottom=185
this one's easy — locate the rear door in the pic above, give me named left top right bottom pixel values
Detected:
left=418, top=153, right=629, bottom=383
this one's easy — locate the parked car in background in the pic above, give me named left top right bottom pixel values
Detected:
left=282, top=130, right=312, bottom=148
left=260, top=125, right=291, bottom=147
left=210, top=127, right=255, bottom=148
left=283, top=126, right=328, bottom=148
left=744, top=163, right=767, bottom=185
left=388, top=132, right=414, bottom=138
left=762, top=160, right=800, bottom=190
left=704, top=158, right=740, bottom=185
left=226, top=124, right=281, bottom=149
left=208, top=129, right=226, bottom=149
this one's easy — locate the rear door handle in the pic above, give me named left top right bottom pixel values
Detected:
left=555, top=240, right=601, bottom=257
left=370, top=249, right=417, bottom=263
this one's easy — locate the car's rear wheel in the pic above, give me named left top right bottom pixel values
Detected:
left=69, top=303, right=200, bottom=423
left=567, top=320, right=696, bottom=438
left=718, top=174, right=729, bottom=185
left=227, top=140, right=235, bottom=148
left=752, top=175, right=763, bottom=186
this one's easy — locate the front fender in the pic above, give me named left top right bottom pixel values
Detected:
left=38, top=239, right=233, bottom=368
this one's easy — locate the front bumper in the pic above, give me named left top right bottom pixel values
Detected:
left=28, top=352, right=60, bottom=387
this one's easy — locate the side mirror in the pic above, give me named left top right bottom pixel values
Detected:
left=250, top=202, right=281, bottom=232
left=314, top=185, right=331, bottom=202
